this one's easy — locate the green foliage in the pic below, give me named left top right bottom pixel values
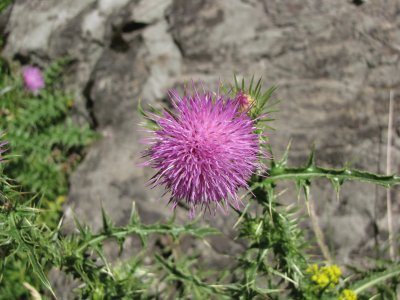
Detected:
left=0, top=59, right=96, bottom=298
left=231, top=187, right=307, bottom=299
left=0, top=181, right=220, bottom=299
left=0, top=59, right=96, bottom=203
left=345, top=263, right=400, bottom=299
left=0, top=0, right=12, bottom=13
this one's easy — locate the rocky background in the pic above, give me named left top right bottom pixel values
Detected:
left=1, top=0, right=400, bottom=269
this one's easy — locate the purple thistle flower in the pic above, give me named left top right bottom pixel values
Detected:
left=22, top=66, right=45, bottom=94
left=143, top=85, right=265, bottom=217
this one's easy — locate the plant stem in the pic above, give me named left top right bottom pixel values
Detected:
left=309, top=198, right=332, bottom=263
left=386, top=90, right=395, bottom=260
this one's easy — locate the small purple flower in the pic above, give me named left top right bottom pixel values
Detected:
left=22, top=66, right=45, bottom=94
left=143, top=85, right=265, bottom=217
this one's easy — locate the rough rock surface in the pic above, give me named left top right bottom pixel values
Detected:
left=3, top=0, right=400, bottom=276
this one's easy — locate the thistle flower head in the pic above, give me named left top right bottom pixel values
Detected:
left=22, top=66, right=45, bottom=94
left=235, top=91, right=254, bottom=113
left=143, top=84, right=265, bottom=217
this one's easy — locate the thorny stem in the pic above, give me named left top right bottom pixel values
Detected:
left=261, top=167, right=400, bottom=188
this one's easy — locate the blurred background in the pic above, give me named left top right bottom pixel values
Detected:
left=1, top=0, right=399, bottom=273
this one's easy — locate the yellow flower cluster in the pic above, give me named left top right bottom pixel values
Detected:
left=306, top=264, right=342, bottom=289
left=339, top=289, right=357, bottom=300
